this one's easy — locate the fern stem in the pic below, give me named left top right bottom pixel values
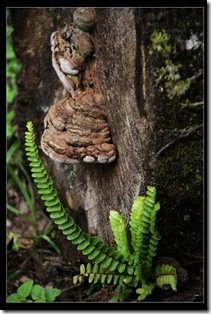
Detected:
left=24, top=121, right=133, bottom=276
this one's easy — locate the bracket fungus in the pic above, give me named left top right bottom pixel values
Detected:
left=41, top=89, right=117, bottom=163
left=41, top=8, right=117, bottom=164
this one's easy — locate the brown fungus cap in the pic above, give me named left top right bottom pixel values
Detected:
left=41, top=88, right=117, bottom=164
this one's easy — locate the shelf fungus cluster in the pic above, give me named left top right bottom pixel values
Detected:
left=41, top=8, right=117, bottom=164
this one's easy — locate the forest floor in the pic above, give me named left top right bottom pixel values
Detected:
left=7, top=191, right=204, bottom=304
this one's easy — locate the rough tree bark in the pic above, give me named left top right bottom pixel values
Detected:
left=11, top=8, right=203, bottom=265
left=11, top=8, right=155, bottom=240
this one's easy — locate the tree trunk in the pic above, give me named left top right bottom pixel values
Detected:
left=69, top=8, right=156, bottom=243
left=11, top=7, right=203, bottom=264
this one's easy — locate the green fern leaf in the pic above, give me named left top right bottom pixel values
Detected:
left=93, top=274, right=101, bottom=284
left=88, top=273, right=95, bottom=283
left=100, top=274, right=106, bottom=284
left=109, top=210, right=130, bottom=260
left=155, top=264, right=177, bottom=291
left=142, top=187, right=161, bottom=276
left=73, top=275, right=78, bottom=284
left=136, top=282, right=156, bottom=301
left=129, top=196, right=145, bottom=278
left=80, top=264, right=86, bottom=274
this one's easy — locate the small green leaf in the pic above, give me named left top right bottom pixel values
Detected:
left=7, top=293, right=23, bottom=302
left=109, top=295, right=119, bottom=302
left=50, top=211, right=64, bottom=219
left=7, top=25, right=14, bottom=37
left=100, top=274, right=106, bottom=284
left=87, top=249, right=101, bottom=260
left=7, top=43, right=15, bottom=59
left=31, top=284, right=46, bottom=301
left=118, top=263, right=126, bottom=273
left=113, top=275, right=119, bottom=285
left=17, top=280, right=33, bottom=298
left=86, top=263, right=92, bottom=273
left=35, top=297, right=46, bottom=302
left=95, top=253, right=107, bottom=264
left=80, top=264, right=86, bottom=274
left=73, top=275, right=79, bottom=284
left=109, top=260, right=119, bottom=272
left=7, top=120, right=16, bottom=140
left=107, top=274, right=113, bottom=284
left=100, top=256, right=113, bottom=268
left=88, top=273, right=94, bottom=283
left=136, top=283, right=155, bottom=301
left=58, top=220, right=74, bottom=230
left=45, top=288, right=61, bottom=302
left=117, top=284, right=125, bottom=301
left=81, top=244, right=95, bottom=255
left=123, top=276, right=132, bottom=284
left=93, top=274, right=100, bottom=284
left=93, top=263, right=99, bottom=273
left=127, top=265, right=135, bottom=275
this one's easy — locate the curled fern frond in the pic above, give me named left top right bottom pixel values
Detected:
left=109, top=210, right=130, bottom=260
left=25, top=121, right=133, bottom=275
left=155, top=264, right=177, bottom=291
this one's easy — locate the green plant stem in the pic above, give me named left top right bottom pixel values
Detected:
left=7, top=163, right=37, bottom=232
left=7, top=203, right=22, bottom=216
left=7, top=141, right=19, bottom=164
left=17, top=160, right=36, bottom=219
left=40, top=235, right=61, bottom=255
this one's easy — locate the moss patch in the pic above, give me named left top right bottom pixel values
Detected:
left=156, top=132, right=203, bottom=261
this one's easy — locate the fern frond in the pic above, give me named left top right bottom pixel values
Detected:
left=141, top=186, right=157, bottom=262
left=149, top=201, right=160, bottom=234
left=136, top=282, right=156, bottom=301
left=144, top=230, right=161, bottom=276
left=25, top=121, right=135, bottom=276
left=143, top=201, right=161, bottom=276
left=129, top=196, right=145, bottom=279
left=109, top=210, right=130, bottom=260
left=73, top=263, right=136, bottom=286
left=25, top=121, right=171, bottom=301
left=109, top=283, right=133, bottom=302
left=141, top=187, right=161, bottom=277
left=128, top=186, right=161, bottom=279
left=155, top=264, right=177, bottom=291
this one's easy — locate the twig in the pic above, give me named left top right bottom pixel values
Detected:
left=156, top=124, right=203, bottom=157
left=61, top=282, right=83, bottom=293
left=189, top=70, right=203, bottom=82
left=181, top=101, right=203, bottom=110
